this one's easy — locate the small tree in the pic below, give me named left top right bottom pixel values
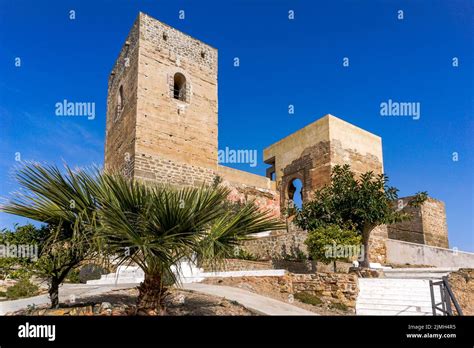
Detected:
left=1, top=163, right=100, bottom=307
left=305, top=224, right=362, bottom=272
left=295, top=164, right=427, bottom=266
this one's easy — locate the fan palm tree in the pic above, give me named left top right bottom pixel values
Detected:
left=2, top=163, right=284, bottom=313
left=94, top=173, right=284, bottom=314
left=1, top=163, right=101, bottom=307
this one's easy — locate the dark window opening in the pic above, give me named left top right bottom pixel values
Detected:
left=116, top=85, right=124, bottom=120
left=265, top=157, right=276, bottom=181
left=173, top=73, right=187, bottom=102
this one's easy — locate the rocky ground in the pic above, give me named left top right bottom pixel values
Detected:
left=6, top=287, right=257, bottom=316
left=448, top=268, right=474, bottom=315
left=202, top=277, right=352, bottom=315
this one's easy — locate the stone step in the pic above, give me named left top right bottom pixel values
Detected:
left=383, top=267, right=457, bottom=273
left=357, top=308, right=432, bottom=316
left=357, top=298, right=433, bottom=306
left=384, top=273, right=448, bottom=280
left=382, top=268, right=456, bottom=280
left=359, top=285, right=430, bottom=292
left=356, top=303, right=433, bottom=312
left=357, top=293, right=434, bottom=301
left=356, top=278, right=436, bottom=316
left=358, top=284, right=429, bottom=291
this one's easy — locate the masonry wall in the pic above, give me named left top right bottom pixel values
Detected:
left=264, top=115, right=384, bottom=211
left=134, top=13, right=218, bottom=184
left=421, top=198, right=449, bottom=248
left=388, top=197, right=449, bottom=248
left=217, top=165, right=280, bottom=217
left=386, top=239, right=474, bottom=268
left=203, top=273, right=359, bottom=310
left=104, top=17, right=140, bottom=177
left=291, top=273, right=359, bottom=309
left=240, top=226, right=308, bottom=261
left=448, top=269, right=474, bottom=315
left=327, top=116, right=384, bottom=176
left=133, top=152, right=215, bottom=186
left=201, top=259, right=273, bottom=272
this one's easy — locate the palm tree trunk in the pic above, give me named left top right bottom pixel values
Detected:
left=136, top=273, right=167, bottom=315
left=49, top=278, right=60, bottom=309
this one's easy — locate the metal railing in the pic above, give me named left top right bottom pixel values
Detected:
left=429, top=276, right=463, bottom=316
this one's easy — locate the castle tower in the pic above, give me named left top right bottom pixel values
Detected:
left=105, top=13, right=218, bottom=186
left=264, top=114, right=384, bottom=211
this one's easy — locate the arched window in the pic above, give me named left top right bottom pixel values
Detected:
left=173, top=73, right=186, bottom=102
left=116, top=85, right=124, bottom=120
left=288, top=178, right=303, bottom=209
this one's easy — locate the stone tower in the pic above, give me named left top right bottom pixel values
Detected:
left=264, top=115, right=384, bottom=211
left=105, top=13, right=218, bottom=186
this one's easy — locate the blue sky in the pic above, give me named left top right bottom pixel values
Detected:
left=0, top=0, right=473, bottom=251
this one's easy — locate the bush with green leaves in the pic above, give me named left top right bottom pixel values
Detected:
left=305, top=224, right=362, bottom=272
left=295, top=164, right=427, bottom=265
left=234, top=248, right=257, bottom=261
left=0, top=224, right=48, bottom=280
left=5, top=278, right=39, bottom=300
left=1, top=164, right=101, bottom=308
left=65, top=268, right=81, bottom=283
left=294, top=292, right=323, bottom=306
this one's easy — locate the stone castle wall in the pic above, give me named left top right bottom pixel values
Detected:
left=135, top=12, right=218, bottom=177
left=217, top=165, right=280, bottom=217
left=104, top=16, right=140, bottom=176
left=240, top=227, right=308, bottom=261
left=388, top=197, right=449, bottom=248
left=421, top=198, right=449, bottom=248
left=201, top=259, right=272, bottom=272
left=241, top=223, right=388, bottom=264
left=133, top=152, right=215, bottom=186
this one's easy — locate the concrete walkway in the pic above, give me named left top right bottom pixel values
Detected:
left=0, top=283, right=137, bottom=315
left=182, top=283, right=317, bottom=316
left=1, top=282, right=317, bottom=316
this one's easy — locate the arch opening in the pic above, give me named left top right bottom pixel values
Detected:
left=116, top=85, right=124, bottom=120
left=173, top=73, right=187, bottom=101
left=288, top=178, right=303, bottom=210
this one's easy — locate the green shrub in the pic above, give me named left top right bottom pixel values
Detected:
left=234, top=249, right=257, bottom=261
left=294, top=292, right=323, bottom=306
left=0, top=291, right=7, bottom=297
left=305, top=224, right=362, bottom=271
left=329, top=302, right=349, bottom=311
left=6, top=278, right=39, bottom=300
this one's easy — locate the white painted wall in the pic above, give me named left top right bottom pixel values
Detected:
left=386, top=239, right=474, bottom=268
